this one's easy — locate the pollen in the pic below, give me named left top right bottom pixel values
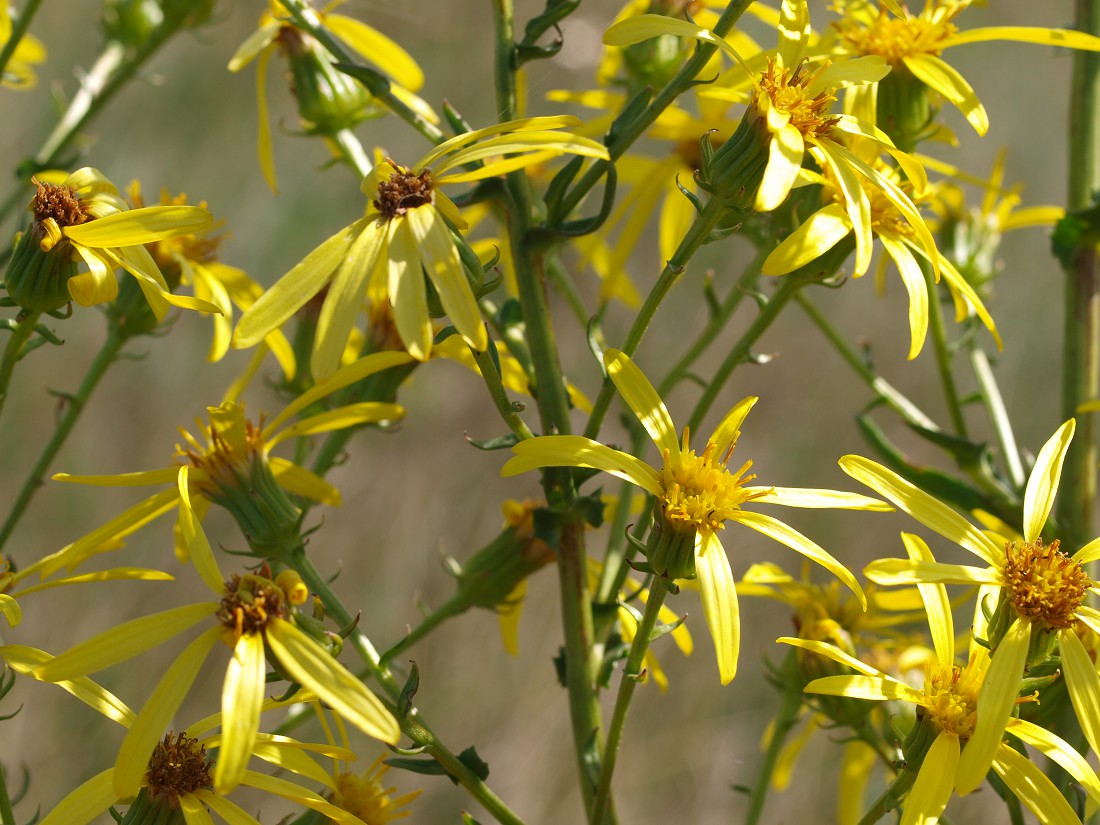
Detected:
left=833, top=7, right=959, bottom=65
left=1001, top=539, right=1091, bottom=628
left=374, top=163, right=434, bottom=218
left=145, top=731, right=213, bottom=805
left=923, top=662, right=980, bottom=738
left=331, top=755, right=421, bottom=824
left=756, top=59, right=840, bottom=142
left=218, top=571, right=286, bottom=643
left=30, top=178, right=89, bottom=228
left=178, top=408, right=265, bottom=496
left=658, top=428, right=768, bottom=534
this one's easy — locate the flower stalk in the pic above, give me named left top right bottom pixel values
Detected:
left=0, top=309, right=40, bottom=423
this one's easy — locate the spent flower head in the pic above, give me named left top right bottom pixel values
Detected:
left=503, top=348, right=887, bottom=682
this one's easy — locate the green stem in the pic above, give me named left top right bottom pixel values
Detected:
left=0, top=761, right=15, bottom=825
left=471, top=345, right=535, bottom=441
left=924, top=267, right=968, bottom=438
left=378, top=594, right=467, bottom=669
left=966, top=332, right=1025, bottom=490
left=0, top=309, right=40, bottom=424
left=288, top=548, right=528, bottom=825
left=0, top=0, right=43, bottom=87
left=854, top=768, right=916, bottom=825
left=1058, top=0, right=1100, bottom=550
left=588, top=577, right=670, bottom=825
left=744, top=650, right=803, bottom=825
left=333, top=127, right=372, bottom=178
left=0, top=329, right=125, bottom=552
left=275, top=0, right=446, bottom=146
left=555, top=0, right=757, bottom=220
left=795, top=291, right=939, bottom=431
left=686, top=274, right=809, bottom=435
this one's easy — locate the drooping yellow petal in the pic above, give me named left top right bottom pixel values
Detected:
left=232, top=218, right=367, bottom=349
left=839, top=456, right=1002, bottom=565
left=1, top=645, right=136, bottom=727
left=36, top=601, right=218, bottom=682
left=240, top=771, right=368, bottom=825
left=214, top=632, right=267, bottom=795
left=955, top=618, right=1029, bottom=796
left=255, top=47, right=277, bottom=193
left=414, top=115, right=582, bottom=173
left=945, top=26, right=1100, bottom=52
left=388, top=216, right=432, bottom=360
left=901, top=731, right=959, bottom=825
left=38, top=769, right=118, bottom=825
left=756, top=123, right=805, bottom=212
left=903, top=53, right=988, bottom=135
left=53, top=467, right=181, bottom=486
left=864, top=558, right=997, bottom=587
left=64, top=206, right=213, bottom=247
left=0, top=593, right=20, bottom=626
left=745, top=486, right=891, bottom=510
left=802, top=673, right=925, bottom=703
left=1007, top=717, right=1100, bottom=806
left=180, top=793, right=216, bottom=825
left=761, top=203, right=852, bottom=275
left=777, top=638, right=886, bottom=679
left=813, top=139, right=873, bottom=276
left=604, top=348, right=678, bottom=458
left=838, top=741, right=877, bottom=825
left=177, top=466, right=226, bottom=595
left=227, top=21, right=279, bottom=71
left=266, top=402, right=404, bottom=449
left=1058, top=628, right=1100, bottom=758
left=879, top=233, right=928, bottom=359
left=900, top=533, right=954, bottom=667
left=193, top=790, right=263, bottom=825
left=501, top=435, right=662, bottom=495
left=695, top=531, right=739, bottom=684
left=13, top=567, right=173, bottom=598
left=991, top=744, right=1082, bottom=825
left=265, top=618, right=400, bottom=744
left=113, top=626, right=224, bottom=798
left=268, top=457, right=342, bottom=506
left=326, top=13, right=424, bottom=90
left=1022, top=419, right=1074, bottom=543
left=731, top=509, right=866, bottom=608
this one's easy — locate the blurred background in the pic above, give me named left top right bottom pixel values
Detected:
left=0, top=0, right=1085, bottom=822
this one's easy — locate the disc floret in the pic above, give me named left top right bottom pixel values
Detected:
left=923, top=662, right=981, bottom=738
left=374, top=163, right=434, bottom=218
left=145, top=732, right=213, bottom=805
left=834, top=9, right=959, bottom=65
left=218, top=571, right=287, bottom=643
left=755, top=58, right=841, bottom=143
left=1001, top=539, right=1091, bottom=629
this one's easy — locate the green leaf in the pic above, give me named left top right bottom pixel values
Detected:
left=458, top=746, right=490, bottom=782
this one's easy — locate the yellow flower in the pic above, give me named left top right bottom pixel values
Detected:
left=780, top=545, right=1100, bottom=823
left=761, top=157, right=1000, bottom=358
left=33, top=563, right=399, bottom=798
left=502, top=348, right=886, bottom=683
left=128, top=182, right=296, bottom=377
left=4, top=169, right=217, bottom=317
left=232, top=116, right=609, bottom=378
left=844, top=419, right=1100, bottom=794
left=823, top=0, right=1100, bottom=137
left=42, top=351, right=411, bottom=579
left=228, top=0, right=429, bottom=192
left=0, top=3, right=45, bottom=90
left=1, top=648, right=369, bottom=825
left=329, top=755, right=420, bottom=825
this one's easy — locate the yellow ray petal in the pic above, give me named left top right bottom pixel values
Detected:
left=708, top=396, right=758, bottom=456
left=745, top=486, right=891, bottom=510
left=388, top=216, right=432, bottom=360
left=177, top=466, right=226, bottom=595
left=945, top=26, right=1100, bottom=52
left=777, top=638, right=887, bottom=678
left=268, top=457, right=341, bottom=506
left=1022, top=419, right=1074, bottom=543
left=756, top=123, right=804, bottom=212
left=879, top=233, right=928, bottom=359
left=604, top=348, right=678, bottom=458
left=214, top=632, right=267, bottom=794
left=327, top=13, right=424, bottom=90
left=802, top=674, right=924, bottom=703
left=903, top=53, right=987, bottom=135
left=180, top=793, right=216, bottom=825
left=241, top=771, right=368, bottom=825
left=864, top=558, right=996, bottom=587
left=267, top=402, right=404, bottom=449
left=501, top=435, right=662, bottom=495
left=64, top=206, right=213, bottom=247
left=1, top=645, right=136, bottom=727
left=695, top=531, right=739, bottom=684
left=991, top=743, right=1082, bottom=825
left=193, top=790, right=262, bottom=825
left=761, top=203, right=852, bottom=275
left=901, top=731, right=958, bottom=825
left=900, top=533, right=954, bottom=666
left=0, top=593, right=20, bottom=626
left=1007, top=717, right=1100, bottom=806
left=38, top=769, right=117, bottom=825
left=1058, top=628, right=1100, bottom=757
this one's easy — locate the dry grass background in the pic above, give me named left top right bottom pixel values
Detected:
left=0, top=0, right=1083, bottom=822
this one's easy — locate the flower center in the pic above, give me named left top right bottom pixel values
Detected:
left=218, top=572, right=286, bottom=641
left=755, top=59, right=840, bottom=142
left=923, top=663, right=980, bottom=738
left=833, top=9, right=958, bottom=65
left=30, top=179, right=89, bottom=228
left=179, top=406, right=265, bottom=496
left=374, top=163, right=434, bottom=218
left=145, top=732, right=213, bottom=805
left=1001, top=539, right=1090, bottom=628
left=658, top=429, right=766, bottom=534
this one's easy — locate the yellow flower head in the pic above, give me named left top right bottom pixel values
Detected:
left=0, top=3, right=45, bottom=90
left=4, top=169, right=217, bottom=318
left=330, top=754, right=421, bottom=824
left=503, top=348, right=885, bottom=683
left=232, top=116, right=609, bottom=379
left=144, top=731, right=213, bottom=805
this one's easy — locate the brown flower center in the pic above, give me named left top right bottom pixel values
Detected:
left=374, top=163, right=434, bottom=218
left=30, top=179, right=89, bottom=228
left=218, top=572, right=286, bottom=641
left=1001, top=539, right=1091, bottom=628
left=145, top=732, right=212, bottom=805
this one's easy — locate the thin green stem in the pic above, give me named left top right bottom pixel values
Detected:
left=471, top=345, right=535, bottom=441
left=686, top=274, right=810, bottom=435
left=0, top=0, right=43, bottom=87
left=379, top=594, right=467, bottom=669
left=744, top=651, right=803, bottom=825
left=333, top=127, right=372, bottom=178
left=795, top=291, right=939, bottom=431
left=289, top=548, right=528, bottom=825
left=556, top=0, right=757, bottom=220
left=0, top=309, right=40, bottom=423
left=276, top=0, right=446, bottom=146
left=1058, top=0, right=1100, bottom=550
left=966, top=333, right=1025, bottom=490
left=923, top=267, right=968, bottom=438
left=545, top=252, right=591, bottom=329
left=0, top=329, right=125, bottom=552
left=0, top=761, right=15, bottom=825
left=588, top=577, right=670, bottom=825
left=854, top=768, right=916, bottom=825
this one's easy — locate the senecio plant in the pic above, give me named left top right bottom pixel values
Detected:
left=3, top=0, right=1100, bottom=823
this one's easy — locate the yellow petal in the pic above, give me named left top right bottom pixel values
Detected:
left=327, top=13, right=424, bottom=90
left=1023, top=419, right=1074, bottom=543
left=1, top=644, right=135, bottom=727
left=1007, top=717, right=1100, bottom=806
left=879, top=233, right=928, bottom=359
left=64, top=206, right=213, bottom=247
left=0, top=593, right=20, bottom=626
left=945, top=26, right=1100, bottom=52
left=761, top=203, right=851, bottom=275
left=756, top=123, right=804, bottom=212
left=38, top=769, right=117, bottom=825
left=708, top=396, right=758, bottom=456
left=901, top=732, right=959, bottom=825
left=414, top=115, right=581, bottom=172
left=695, top=531, right=739, bottom=684
left=227, top=21, right=278, bottom=71
left=36, top=601, right=218, bottom=682
left=267, top=402, right=404, bottom=449
left=777, top=638, right=887, bottom=678
left=113, top=626, right=224, bottom=798
left=240, top=771, right=368, bottom=825
left=388, top=217, right=432, bottom=360
left=501, top=435, right=662, bottom=495
left=214, top=632, right=267, bottom=794
left=802, top=674, right=924, bottom=703
left=991, top=743, right=1082, bottom=825
left=256, top=47, right=277, bottom=193
left=180, top=793, right=216, bottom=825
left=864, top=558, right=996, bottom=587
left=956, top=618, right=1029, bottom=796
left=193, top=790, right=262, bottom=825
left=732, top=509, right=866, bottom=608
left=604, top=348, right=678, bottom=458
left=900, top=533, right=954, bottom=666
left=498, top=579, right=526, bottom=656
left=177, top=466, right=225, bottom=595
left=1058, top=628, right=1100, bottom=757
left=776, top=0, right=809, bottom=69
left=269, top=457, right=341, bottom=506
left=745, top=486, right=891, bottom=511
left=839, top=456, right=1002, bottom=566
left=903, top=53, right=988, bottom=135
left=265, top=618, right=400, bottom=743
